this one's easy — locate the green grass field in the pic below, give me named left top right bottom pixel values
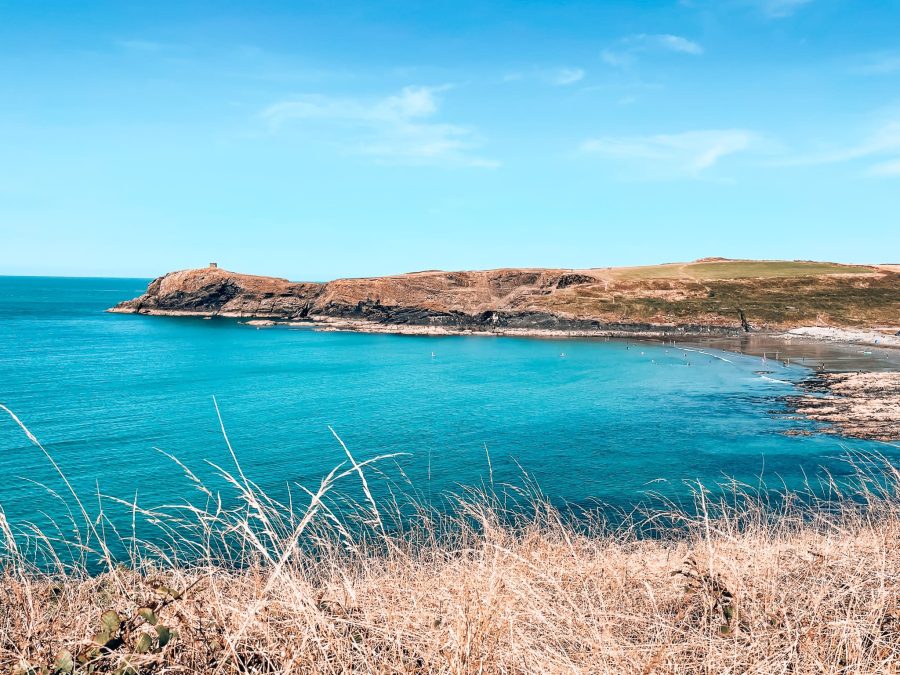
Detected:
left=612, top=260, right=874, bottom=281
left=553, top=260, right=898, bottom=328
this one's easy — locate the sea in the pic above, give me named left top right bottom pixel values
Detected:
left=0, top=276, right=894, bottom=557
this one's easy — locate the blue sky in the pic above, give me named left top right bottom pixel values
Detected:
left=1, top=0, right=899, bottom=279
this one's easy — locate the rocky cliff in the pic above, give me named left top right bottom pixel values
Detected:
left=109, top=260, right=900, bottom=336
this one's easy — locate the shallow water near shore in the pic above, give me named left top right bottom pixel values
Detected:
left=0, top=276, right=895, bottom=543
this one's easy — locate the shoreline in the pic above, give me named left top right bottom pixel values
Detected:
left=111, top=308, right=900, bottom=360
left=236, top=315, right=900, bottom=370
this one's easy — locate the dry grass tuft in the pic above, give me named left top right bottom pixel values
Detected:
left=1, top=409, right=899, bottom=674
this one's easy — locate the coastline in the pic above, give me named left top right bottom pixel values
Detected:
left=236, top=315, right=900, bottom=368
left=122, top=309, right=898, bottom=352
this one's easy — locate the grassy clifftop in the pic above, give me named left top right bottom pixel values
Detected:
left=541, top=259, right=899, bottom=329
left=609, top=259, right=878, bottom=280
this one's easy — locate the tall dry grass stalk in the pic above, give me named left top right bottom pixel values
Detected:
left=1, top=405, right=899, bottom=674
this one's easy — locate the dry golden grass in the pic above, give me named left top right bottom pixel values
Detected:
left=1, top=408, right=899, bottom=674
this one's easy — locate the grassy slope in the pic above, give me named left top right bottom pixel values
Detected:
left=611, top=260, right=876, bottom=280
left=542, top=260, right=899, bottom=328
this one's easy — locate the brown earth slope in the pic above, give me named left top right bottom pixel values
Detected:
left=109, top=260, right=900, bottom=336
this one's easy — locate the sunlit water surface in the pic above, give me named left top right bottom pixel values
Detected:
left=0, top=277, right=892, bottom=548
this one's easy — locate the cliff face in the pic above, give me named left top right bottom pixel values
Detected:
left=110, top=267, right=610, bottom=331
left=109, top=261, right=900, bottom=334
left=116, top=268, right=324, bottom=318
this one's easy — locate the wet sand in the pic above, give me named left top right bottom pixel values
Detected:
left=671, top=332, right=900, bottom=373
left=242, top=317, right=900, bottom=372
left=313, top=319, right=900, bottom=371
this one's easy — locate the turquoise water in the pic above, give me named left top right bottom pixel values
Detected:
left=0, top=277, right=889, bottom=540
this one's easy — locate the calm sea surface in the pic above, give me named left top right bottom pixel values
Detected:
left=0, top=276, right=892, bottom=539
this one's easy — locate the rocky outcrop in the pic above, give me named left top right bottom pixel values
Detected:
left=787, top=372, right=900, bottom=441
left=109, top=262, right=900, bottom=336
left=112, top=268, right=323, bottom=319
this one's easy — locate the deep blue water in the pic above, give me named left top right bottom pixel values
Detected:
left=0, top=276, right=889, bottom=545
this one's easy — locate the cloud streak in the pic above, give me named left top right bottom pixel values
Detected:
left=653, top=34, right=704, bottom=55
left=550, top=68, right=585, bottom=86
left=601, top=34, right=704, bottom=68
left=116, top=39, right=170, bottom=52
left=261, top=86, right=498, bottom=168
left=681, top=0, right=814, bottom=20
left=869, top=159, right=900, bottom=177
left=852, top=52, right=900, bottom=75
left=502, top=67, right=586, bottom=86
left=580, top=129, right=757, bottom=179
left=771, top=121, right=900, bottom=175
left=756, top=0, right=814, bottom=18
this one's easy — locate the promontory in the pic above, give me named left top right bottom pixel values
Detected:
left=109, top=258, right=900, bottom=341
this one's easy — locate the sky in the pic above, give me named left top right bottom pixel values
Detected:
left=1, top=0, right=899, bottom=279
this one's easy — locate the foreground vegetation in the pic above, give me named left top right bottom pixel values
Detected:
left=1, top=409, right=899, bottom=673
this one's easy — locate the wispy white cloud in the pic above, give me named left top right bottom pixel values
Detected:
left=755, top=0, right=814, bottom=18
left=869, top=159, right=900, bottom=177
left=681, top=0, right=813, bottom=19
left=261, top=85, right=499, bottom=168
left=579, top=116, right=900, bottom=180
left=601, top=34, right=704, bottom=68
left=579, top=129, right=757, bottom=179
left=550, top=67, right=586, bottom=86
left=116, top=39, right=169, bottom=52
left=600, top=50, right=634, bottom=68
left=501, top=67, right=586, bottom=86
left=772, top=121, right=900, bottom=175
left=852, top=52, right=900, bottom=75
left=653, top=34, right=704, bottom=55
